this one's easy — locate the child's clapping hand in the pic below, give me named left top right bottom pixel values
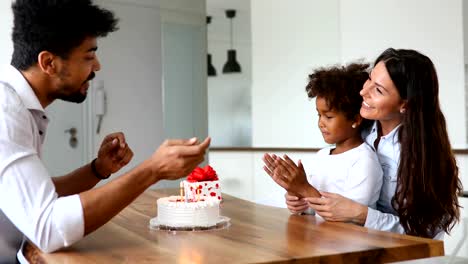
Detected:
left=275, top=155, right=308, bottom=193
left=285, top=192, right=309, bottom=214
left=263, top=154, right=319, bottom=198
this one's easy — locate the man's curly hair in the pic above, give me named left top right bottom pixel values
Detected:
left=306, top=63, right=369, bottom=122
left=11, top=0, right=119, bottom=70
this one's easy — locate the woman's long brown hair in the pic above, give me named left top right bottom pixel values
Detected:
left=377, top=48, right=463, bottom=238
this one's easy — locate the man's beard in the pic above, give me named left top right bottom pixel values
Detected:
left=56, top=71, right=95, bottom=104
left=57, top=89, right=87, bottom=103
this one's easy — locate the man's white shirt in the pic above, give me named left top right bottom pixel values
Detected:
left=0, top=65, right=84, bottom=262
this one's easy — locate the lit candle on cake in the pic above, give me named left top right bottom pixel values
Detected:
left=179, top=181, right=184, bottom=201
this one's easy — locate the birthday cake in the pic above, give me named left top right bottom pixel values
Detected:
left=151, top=165, right=225, bottom=229
left=183, top=165, right=222, bottom=201
left=156, top=196, right=220, bottom=228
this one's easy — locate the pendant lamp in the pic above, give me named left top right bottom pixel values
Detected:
left=222, top=9, right=241, bottom=74
left=207, top=16, right=217, bottom=77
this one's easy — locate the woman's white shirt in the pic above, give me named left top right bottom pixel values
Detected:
left=362, top=122, right=408, bottom=235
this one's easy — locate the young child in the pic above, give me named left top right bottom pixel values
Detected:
left=263, top=63, right=383, bottom=215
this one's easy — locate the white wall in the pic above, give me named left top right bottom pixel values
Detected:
left=207, top=0, right=252, bottom=147
left=93, top=0, right=207, bottom=188
left=464, top=0, right=468, bottom=63
left=464, top=0, right=468, bottom=145
left=161, top=2, right=207, bottom=141
left=0, top=0, right=13, bottom=65
left=251, top=0, right=341, bottom=148
left=340, top=0, right=466, bottom=148
left=92, top=0, right=165, bottom=181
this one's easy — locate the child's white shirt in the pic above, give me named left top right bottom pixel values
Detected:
left=307, top=143, right=383, bottom=208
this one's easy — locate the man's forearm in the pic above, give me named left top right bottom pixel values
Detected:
left=80, top=160, right=156, bottom=235
left=52, top=162, right=101, bottom=197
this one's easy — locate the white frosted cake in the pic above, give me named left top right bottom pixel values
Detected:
left=156, top=196, right=220, bottom=228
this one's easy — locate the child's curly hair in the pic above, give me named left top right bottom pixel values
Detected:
left=306, top=62, right=370, bottom=123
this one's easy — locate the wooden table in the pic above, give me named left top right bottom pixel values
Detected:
left=26, top=189, right=444, bottom=263
left=390, top=256, right=468, bottom=264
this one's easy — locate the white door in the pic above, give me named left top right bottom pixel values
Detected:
left=42, top=101, right=90, bottom=176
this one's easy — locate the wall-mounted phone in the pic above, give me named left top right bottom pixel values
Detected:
left=95, top=80, right=106, bottom=134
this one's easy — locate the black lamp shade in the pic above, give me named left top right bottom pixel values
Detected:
left=207, top=54, right=217, bottom=76
left=222, top=49, right=241, bottom=73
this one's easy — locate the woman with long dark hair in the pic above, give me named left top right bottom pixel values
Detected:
left=276, top=48, right=462, bottom=238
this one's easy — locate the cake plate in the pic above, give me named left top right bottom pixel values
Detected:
left=149, top=216, right=230, bottom=232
